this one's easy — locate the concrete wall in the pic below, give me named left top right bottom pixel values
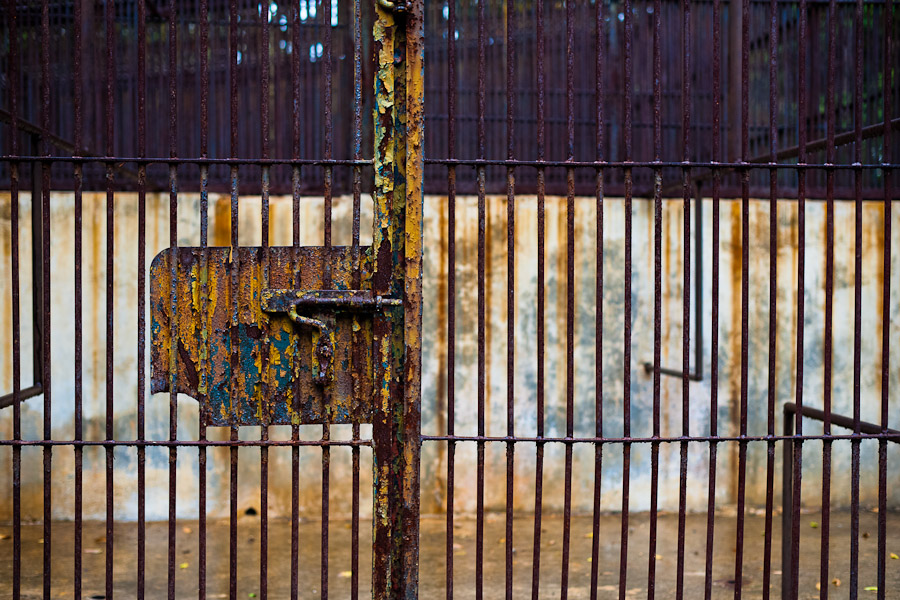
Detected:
left=1, top=191, right=898, bottom=522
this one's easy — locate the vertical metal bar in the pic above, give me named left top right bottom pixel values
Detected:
left=648, top=0, right=664, bottom=590
left=561, top=0, right=576, bottom=597
left=6, top=1, right=21, bottom=597
left=259, top=1, right=271, bottom=597
left=728, top=0, right=742, bottom=163
left=198, top=0, right=210, bottom=596
left=323, top=0, right=334, bottom=250
left=589, top=1, right=605, bottom=597
left=618, top=0, right=634, bottom=593
left=732, top=0, right=751, bottom=592
left=446, top=0, right=458, bottom=596
left=105, top=0, right=117, bottom=595
left=228, top=1, right=240, bottom=597
left=694, top=187, right=703, bottom=382
left=372, top=4, right=396, bottom=597
left=31, top=149, right=43, bottom=406
left=704, top=0, right=722, bottom=596
left=877, top=2, right=892, bottom=598
left=789, top=0, right=810, bottom=594
left=505, top=0, right=516, bottom=595
left=30, top=115, right=43, bottom=600
left=762, top=0, right=779, bottom=594
left=166, top=2, right=180, bottom=598
left=676, top=0, right=692, bottom=594
left=351, top=0, right=363, bottom=596
left=136, top=0, right=147, bottom=595
left=72, top=0, right=84, bottom=596
left=530, top=0, right=546, bottom=595
left=402, top=1, right=425, bottom=593
left=39, top=1, right=53, bottom=596
left=290, top=185, right=301, bottom=600
left=391, top=2, right=409, bottom=568
left=306, top=1, right=315, bottom=168
left=321, top=0, right=335, bottom=593
left=318, top=0, right=337, bottom=589
left=10, top=171, right=21, bottom=598
left=476, top=0, right=487, bottom=596
left=819, top=0, right=838, bottom=596
left=849, top=0, right=864, bottom=595
left=290, top=0, right=302, bottom=597
left=782, top=407, right=794, bottom=600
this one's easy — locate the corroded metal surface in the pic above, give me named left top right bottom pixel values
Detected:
left=149, top=246, right=377, bottom=426
left=401, top=0, right=425, bottom=596
left=371, top=1, right=399, bottom=597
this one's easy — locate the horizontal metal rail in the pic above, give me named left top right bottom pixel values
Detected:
left=783, top=402, right=900, bottom=438
left=660, top=117, right=900, bottom=197
left=1, top=155, right=896, bottom=170
left=0, top=155, right=375, bottom=166
left=0, top=439, right=373, bottom=447
left=423, top=432, right=900, bottom=444
left=0, top=384, right=42, bottom=410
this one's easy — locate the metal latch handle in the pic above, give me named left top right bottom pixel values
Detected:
left=287, top=305, right=333, bottom=386
left=262, top=289, right=402, bottom=314
left=262, top=290, right=401, bottom=387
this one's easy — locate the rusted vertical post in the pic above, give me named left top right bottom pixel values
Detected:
left=372, top=0, right=422, bottom=596
left=402, top=0, right=425, bottom=596
left=372, top=2, right=398, bottom=598
left=389, top=0, right=408, bottom=593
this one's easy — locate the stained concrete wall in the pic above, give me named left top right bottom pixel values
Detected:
left=0, top=191, right=898, bottom=522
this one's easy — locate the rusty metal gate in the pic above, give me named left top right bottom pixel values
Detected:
left=1, top=0, right=423, bottom=598
left=1, top=0, right=899, bottom=599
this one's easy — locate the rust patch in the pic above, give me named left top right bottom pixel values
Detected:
left=149, top=245, right=377, bottom=426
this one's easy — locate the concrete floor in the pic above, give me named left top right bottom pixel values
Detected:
left=1, top=510, right=897, bottom=599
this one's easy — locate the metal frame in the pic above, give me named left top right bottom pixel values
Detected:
left=2, top=0, right=424, bottom=598
left=2, top=0, right=898, bottom=599
left=781, top=402, right=900, bottom=600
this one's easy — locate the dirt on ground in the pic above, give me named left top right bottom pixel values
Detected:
left=1, top=510, right=897, bottom=599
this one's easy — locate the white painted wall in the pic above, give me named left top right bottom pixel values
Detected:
left=1, top=192, right=898, bottom=521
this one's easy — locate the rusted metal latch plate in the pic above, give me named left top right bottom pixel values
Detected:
left=149, top=246, right=396, bottom=427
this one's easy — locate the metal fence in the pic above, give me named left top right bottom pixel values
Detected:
left=2, top=0, right=898, bottom=197
left=420, top=0, right=898, bottom=598
left=1, top=0, right=899, bottom=599
left=2, top=0, right=423, bottom=598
